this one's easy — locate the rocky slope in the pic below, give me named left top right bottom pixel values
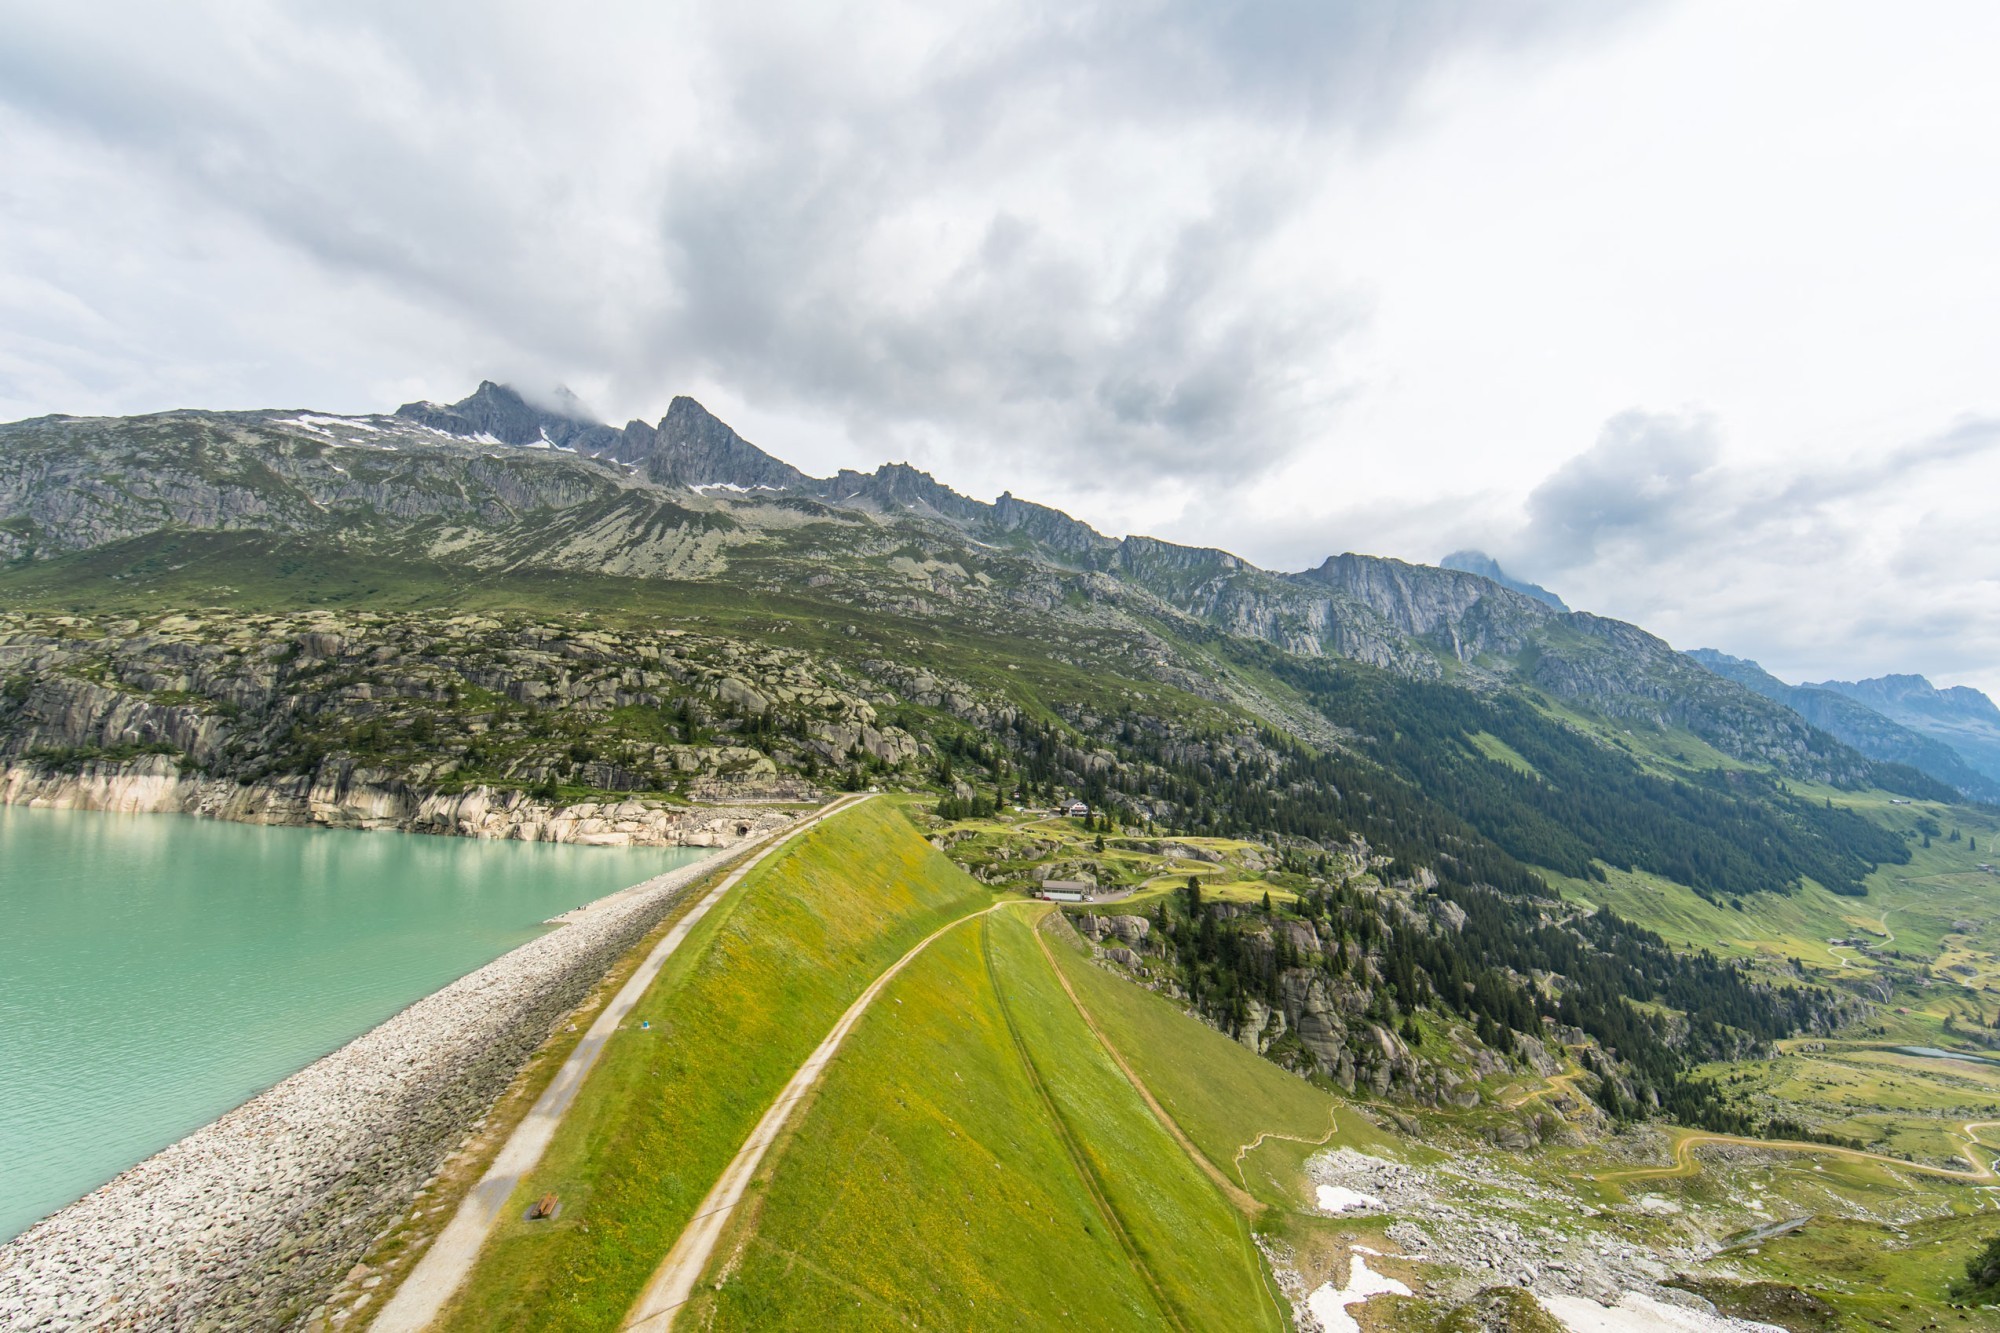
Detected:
left=0, top=608, right=884, bottom=839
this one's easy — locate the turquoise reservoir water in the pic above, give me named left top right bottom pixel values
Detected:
left=0, top=805, right=707, bottom=1241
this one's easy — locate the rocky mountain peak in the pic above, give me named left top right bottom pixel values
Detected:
left=1808, top=673, right=2000, bottom=727
left=1300, top=553, right=1557, bottom=634
left=395, top=381, right=547, bottom=445
left=818, top=461, right=987, bottom=524
left=647, top=396, right=810, bottom=491
left=394, top=380, right=627, bottom=458
left=989, top=492, right=1116, bottom=558
left=1691, top=653, right=2000, bottom=801
left=1805, top=674, right=2000, bottom=785
left=1438, top=550, right=1569, bottom=611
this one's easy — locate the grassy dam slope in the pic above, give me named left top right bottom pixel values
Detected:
left=433, top=800, right=987, bottom=1330
left=422, top=798, right=1394, bottom=1331
left=684, top=905, right=1277, bottom=1331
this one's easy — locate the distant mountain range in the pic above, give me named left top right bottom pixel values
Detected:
left=1688, top=650, right=2000, bottom=803
left=1807, top=673, right=2000, bottom=786
left=0, top=380, right=1965, bottom=807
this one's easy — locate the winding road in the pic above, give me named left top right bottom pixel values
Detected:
left=1601, top=1118, right=1999, bottom=1187
left=1502, top=1066, right=1585, bottom=1112
left=1825, top=909, right=1892, bottom=971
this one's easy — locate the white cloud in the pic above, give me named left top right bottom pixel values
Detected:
left=1491, top=413, right=2000, bottom=698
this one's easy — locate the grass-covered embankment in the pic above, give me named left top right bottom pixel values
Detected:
left=684, top=906, right=1283, bottom=1331
left=433, top=799, right=989, bottom=1331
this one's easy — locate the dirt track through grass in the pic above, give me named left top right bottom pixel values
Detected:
left=1599, top=1124, right=1999, bottom=1186
left=426, top=800, right=990, bottom=1333
left=682, top=901, right=1278, bottom=1331
left=1230, top=1112, right=1340, bottom=1192
left=621, top=903, right=1012, bottom=1331
left=372, top=796, right=864, bottom=1333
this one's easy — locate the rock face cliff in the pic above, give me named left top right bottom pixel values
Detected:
left=0, top=755, right=791, bottom=846
left=646, top=395, right=815, bottom=490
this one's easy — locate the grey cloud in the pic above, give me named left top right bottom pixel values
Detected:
left=1773, top=415, right=2000, bottom=508
left=911, top=0, right=1649, bottom=136
left=1519, top=408, right=1722, bottom=565
left=0, top=0, right=1648, bottom=485
left=1480, top=409, right=2000, bottom=689
left=1513, top=410, right=2000, bottom=577
left=629, top=0, right=1649, bottom=482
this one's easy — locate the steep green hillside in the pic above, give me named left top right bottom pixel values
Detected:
left=426, top=801, right=1386, bottom=1331
left=1031, top=912, right=1394, bottom=1208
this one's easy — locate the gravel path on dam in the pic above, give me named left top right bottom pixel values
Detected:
left=0, top=820, right=793, bottom=1331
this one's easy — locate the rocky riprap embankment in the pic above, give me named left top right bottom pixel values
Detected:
left=0, top=831, right=781, bottom=1331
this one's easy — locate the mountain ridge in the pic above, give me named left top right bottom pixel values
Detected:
left=1688, top=649, right=2000, bottom=803
left=0, top=381, right=1953, bottom=801
left=1806, top=672, right=2000, bottom=787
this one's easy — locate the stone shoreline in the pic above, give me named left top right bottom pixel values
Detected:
left=0, top=823, right=789, bottom=1330
left=0, top=755, right=813, bottom=847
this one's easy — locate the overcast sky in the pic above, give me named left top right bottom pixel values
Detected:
left=2, top=0, right=1996, bottom=696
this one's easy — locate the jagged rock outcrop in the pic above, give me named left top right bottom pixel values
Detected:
left=1298, top=553, right=1556, bottom=662
left=645, top=396, right=813, bottom=491
left=395, top=380, right=625, bottom=456
left=988, top=491, right=1118, bottom=559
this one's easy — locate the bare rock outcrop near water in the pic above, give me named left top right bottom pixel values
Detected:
left=0, top=756, right=792, bottom=847
left=0, top=832, right=781, bottom=1330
